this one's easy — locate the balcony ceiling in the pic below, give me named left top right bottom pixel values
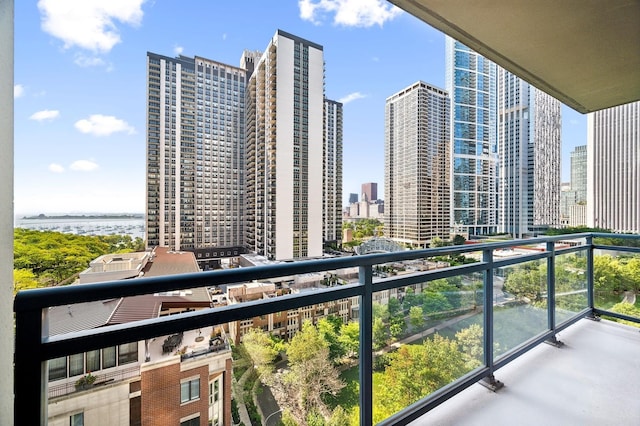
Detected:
left=389, top=0, right=640, bottom=113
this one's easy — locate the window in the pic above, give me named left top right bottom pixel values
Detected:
left=86, top=350, right=100, bottom=372
left=181, top=378, right=200, bottom=403
left=69, top=353, right=84, bottom=377
left=48, top=357, right=67, bottom=381
left=102, top=347, right=116, bottom=369
left=118, top=342, right=138, bottom=365
left=180, top=417, right=200, bottom=426
left=70, top=413, right=84, bottom=426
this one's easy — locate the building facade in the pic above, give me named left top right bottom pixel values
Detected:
left=445, top=37, right=498, bottom=236
left=497, top=69, right=561, bottom=237
left=245, top=30, right=325, bottom=260
left=384, top=81, right=451, bottom=247
left=323, top=99, right=343, bottom=245
left=588, top=101, right=640, bottom=233
left=570, top=145, right=587, bottom=204
left=146, top=53, right=247, bottom=258
left=361, top=182, right=378, bottom=202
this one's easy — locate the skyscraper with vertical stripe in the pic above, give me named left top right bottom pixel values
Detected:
left=588, top=101, right=640, bottom=233
left=445, top=37, right=498, bottom=236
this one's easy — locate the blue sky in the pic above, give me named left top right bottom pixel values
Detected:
left=14, top=0, right=587, bottom=215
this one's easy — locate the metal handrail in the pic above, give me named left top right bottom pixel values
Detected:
left=13, top=233, right=640, bottom=425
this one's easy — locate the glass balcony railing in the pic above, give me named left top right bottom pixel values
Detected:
left=13, top=233, right=640, bottom=425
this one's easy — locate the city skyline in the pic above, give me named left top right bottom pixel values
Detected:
left=14, top=1, right=587, bottom=215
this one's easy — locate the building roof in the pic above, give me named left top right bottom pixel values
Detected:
left=390, top=0, right=640, bottom=113
left=49, top=247, right=209, bottom=332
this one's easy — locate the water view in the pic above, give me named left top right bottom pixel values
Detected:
left=14, top=214, right=145, bottom=240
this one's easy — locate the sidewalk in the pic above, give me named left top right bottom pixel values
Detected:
left=232, top=366, right=253, bottom=426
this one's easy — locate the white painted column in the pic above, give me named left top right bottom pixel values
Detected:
left=0, top=0, right=14, bottom=423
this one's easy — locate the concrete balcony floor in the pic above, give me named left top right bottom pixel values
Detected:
left=411, top=319, right=640, bottom=426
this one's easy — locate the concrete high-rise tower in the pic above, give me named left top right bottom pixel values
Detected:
left=588, top=101, right=640, bottom=233
left=245, top=30, right=325, bottom=260
left=570, top=145, right=587, bottom=204
left=384, top=81, right=451, bottom=247
left=323, top=98, right=343, bottom=246
left=146, top=53, right=247, bottom=260
left=445, top=37, right=498, bottom=236
left=497, top=69, right=561, bottom=237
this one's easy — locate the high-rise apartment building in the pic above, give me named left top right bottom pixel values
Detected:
left=497, top=69, right=561, bottom=237
left=445, top=37, right=498, bottom=236
left=362, top=182, right=378, bottom=202
left=570, top=145, right=587, bottom=204
left=588, top=101, right=640, bottom=233
left=146, top=53, right=247, bottom=260
left=384, top=81, right=451, bottom=247
left=323, top=99, right=343, bottom=245
left=245, top=30, right=325, bottom=260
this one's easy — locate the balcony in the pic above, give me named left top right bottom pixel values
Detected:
left=13, top=233, right=640, bottom=425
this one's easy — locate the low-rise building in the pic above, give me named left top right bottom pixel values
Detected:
left=47, top=247, right=233, bottom=426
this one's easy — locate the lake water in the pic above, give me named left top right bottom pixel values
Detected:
left=14, top=216, right=146, bottom=240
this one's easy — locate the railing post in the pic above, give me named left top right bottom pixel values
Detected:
left=480, top=249, right=502, bottom=391
left=585, top=235, right=600, bottom=321
left=359, top=265, right=373, bottom=426
left=14, top=307, right=48, bottom=425
left=545, top=242, right=562, bottom=346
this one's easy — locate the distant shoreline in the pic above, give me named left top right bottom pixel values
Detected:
left=21, top=214, right=144, bottom=220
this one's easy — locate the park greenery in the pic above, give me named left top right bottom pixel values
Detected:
left=13, top=228, right=145, bottom=293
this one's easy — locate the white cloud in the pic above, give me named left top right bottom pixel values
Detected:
left=569, top=119, right=579, bottom=126
left=74, top=54, right=106, bottom=67
left=29, top=109, right=60, bottom=122
left=299, top=0, right=402, bottom=27
left=174, top=45, right=184, bottom=55
left=222, top=33, right=227, bottom=41
left=75, top=114, right=135, bottom=136
left=48, top=163, right=65, bottom=173
left=14, top=84, right=24, bottom=98
left=70, top=160, right=99, bottom=172
left=338, top=92, right=366, bottom=104
left=37, top=0, right=145, bottom=53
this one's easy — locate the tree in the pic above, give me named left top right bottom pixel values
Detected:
left=422, top=291, right=452, bottom=315
left=338, top=322, right=360, bottom=358
left=13, top=268, right=40, bottom=293
left=317, top=317, right=345, bottom=362
left=609, top=302, right=640, bottom=328
left=375, top=335, right=467, bottom=422
left=409, top=306, right=425, bottom=331
left=387, top=297, right=401, bottom=318
left=278, top=321, right=345, bottom=423
left=372, top=317, right=388, bottom=350
left=455, top=324, right=484, bottom=369
left=241, top=328, right=278, bottom=377
left=503, top=267, right=544, bottom=302
left=452, top=234, right=466, bottom=246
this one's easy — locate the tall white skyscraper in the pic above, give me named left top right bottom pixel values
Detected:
left=445, top=37, right=498, bottom=236
left=497, top=69, right=561, bottom=237
left=245, top=30, right=325, bottom=260
left=323, top=98, right=343, bottom=245
left=385, top=81, right=451, bottom=247
left=588, top=101, right=640, bottom=233
left=146, top=53, right=247, bottom=262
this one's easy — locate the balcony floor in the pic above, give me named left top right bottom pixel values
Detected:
left=411, top=318, right=640, bottom=425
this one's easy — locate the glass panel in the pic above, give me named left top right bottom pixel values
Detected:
left=86, top=350, right=100, bottom=373
left=190, top=378, right=200, bottom=400
left=48, top=356, right=67, bottom=381
left=69, top=353, right=84, bottom=377
left=371, top=269, right=483, bottom=423
left=554, top=252, right=588, bottom=323
left=594, top=249, right=640, bottom=326
left=118, top=342, right=138, bottom=365
left=102, top=347, right=116, bottom=369
left=495, top=259, right=548, bottom=357
left=181, top=381, right=190, bottom=403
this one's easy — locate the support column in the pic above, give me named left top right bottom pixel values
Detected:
left=0, top=0, right=14, bottom=423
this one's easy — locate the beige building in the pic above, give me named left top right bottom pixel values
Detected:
left=385, top=81, right=451, bottom=247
